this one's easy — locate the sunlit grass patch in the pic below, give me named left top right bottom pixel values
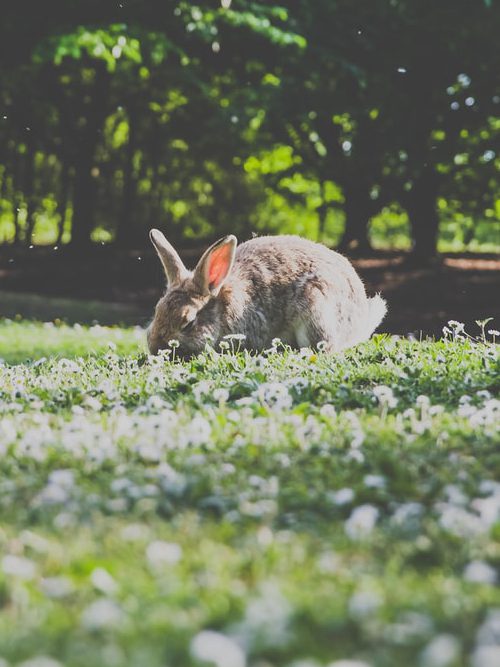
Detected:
left=0, top=319, right=145, bottom=364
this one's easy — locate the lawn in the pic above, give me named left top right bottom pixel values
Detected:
left=0, top=319, right=499, bottom=667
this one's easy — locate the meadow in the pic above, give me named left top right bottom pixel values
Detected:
left=0, top=319, right=499, bottom=667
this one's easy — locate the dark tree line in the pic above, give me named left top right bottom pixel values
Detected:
left=0, top=0, right=499, bottom=262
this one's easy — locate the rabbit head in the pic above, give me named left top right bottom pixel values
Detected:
left=147, top=229, right=237, bottom=358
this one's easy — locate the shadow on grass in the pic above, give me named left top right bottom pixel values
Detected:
left=0, top=290, right=150, bottom=326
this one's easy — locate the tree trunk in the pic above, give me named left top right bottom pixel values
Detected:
left=116, top=106, right=140, bottom=247
left=56, top=162, right=71, bottom=246
left=69, top=62, right=109, bottom=249
left=70, top=149, right=96, bottom=249
left=406, top=167, right=441, bottom=265
left=24, top=146, right=37, bottom=246
left=338, top=181, right=373, bottom=253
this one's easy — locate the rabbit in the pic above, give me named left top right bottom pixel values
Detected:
left=147, top=230, right=387, bottom=358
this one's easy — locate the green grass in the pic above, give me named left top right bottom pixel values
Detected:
left=0, top=320, right=499, bottom=667
left=0, top=319, right=144, bottom=364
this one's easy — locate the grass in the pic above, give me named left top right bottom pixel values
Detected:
left=0, top=319, right=499, bottom=667
left=0, top=292, right=148, bottom=328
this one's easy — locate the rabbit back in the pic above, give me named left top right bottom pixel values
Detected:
left=222, top=235, right=385, bottom=350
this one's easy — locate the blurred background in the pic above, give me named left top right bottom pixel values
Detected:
left=0, top=0, right=499, bottom=335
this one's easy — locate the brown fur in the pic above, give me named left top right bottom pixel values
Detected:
left=148, top=231, right=387, bottom=358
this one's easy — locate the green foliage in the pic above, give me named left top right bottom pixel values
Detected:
left=0, top=320, right=499, bottom=665
left=0, top=0, right=499, bottom=254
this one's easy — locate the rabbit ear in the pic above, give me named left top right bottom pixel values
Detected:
left=149, top=229, right=188, bottom=285
left=193, top=235, right=237, bottom=295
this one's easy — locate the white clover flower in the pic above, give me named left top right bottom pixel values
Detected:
left=329, top=488, right=355, bottom=506
left=436, top=503, right=483, bottom=538
left=90, top=567, right=119, bottom=595
left=372, top=385, right=398, bottom=408
left=17, top=657, right=64, bottom=667
left=213, top=388, right=229, bottom=403
left=463, top=560, right=497, bottom=585
left=233, top=582, right=290, bottom=649
left=57, top=358, right=80, bottom=373
left=83, top=396, right=102, bottom=412
left=287, top=376, right=309, bottom=392
left=81, top=598, right=124, bottom=631
left=20, top=530, right=51, bottom=554
left=391, top=502, right=423, bottom=530
left=120, top=523, right=150, bottom=542
left=472, top=646, right=500, bottom=667
left=182, top=415, right=211, bottom=446
left=346, top=447, right=364, bottom=464
left=419, top=634, right=460, bottom=667
left=167, top=339, right=180, bottom=348
left=345, top=504, right=379, bottom=540
left=146, top=541, right=182, bottom=569
left=348, top=590, right=382, bottom=619
left=40, top=576, right=74, bottom=599
left=363, top=474, right=386, bottom=489
left=49, top=469, right=75, bottom=488
left=190, top=631, right=245, bottom=667
left=448, top=320, right=465, bottom=333
left=475, top=608, right=500, bottom=646
left=327, top=661, right=373, bottom=667
left=255, top=382, right=292, bottom=410
left=2, top=554, right=36, bottom=580
left=319, top=404, right=336, bottom=418
left=416, top=394, right=431, bottom=408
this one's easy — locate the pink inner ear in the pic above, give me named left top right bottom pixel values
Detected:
left=208, top=244, right=232, bottom=289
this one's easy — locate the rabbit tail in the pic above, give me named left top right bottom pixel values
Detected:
left=364, top=294, right=387, bottom=338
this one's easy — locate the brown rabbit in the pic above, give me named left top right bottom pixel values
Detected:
left=147, top=230, right=386, bottom=358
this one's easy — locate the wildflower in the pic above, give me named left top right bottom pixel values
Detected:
left=233, top=583, right=290, bottom=649
left=81, top=599, right=124, bottom=631
left=90, top=567, right=119, bottom=595
left=348, top=589, right=382, bottom=619
left=17, top=658, right=64, bottom=667
left=2, top=554, right=36, bottom=580
left=345, top=504, right=379, bottom=540
left=463, top=561, right=497, bottom=585
left=255, top=382, right=292, bottom=410
left=329, top=488, right=355, bottom=506
left=372, top=385, right=398, bottom=409
left=57, top=358, right=80, bottom=373
left=364, top=474, right=386, bottom=489
left=471, top=647, right=500, bottom=667
left=146, top=541, right=182, bottom=569
left=419, top=634, right=460, bottom=667
left=190, top=631, right=245, bottom=667
left=40, top=576, right=74, bottom=599
left=448, top=320, right=465, bottom=333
